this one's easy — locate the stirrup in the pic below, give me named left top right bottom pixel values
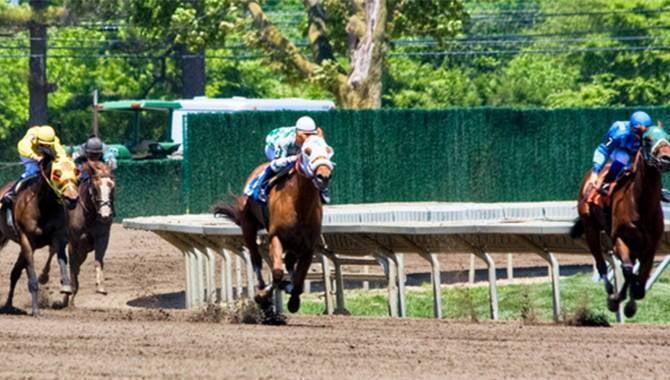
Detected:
left=662, top=189, right=670, bottom=203
left=320, top=190, right=331, bottom=204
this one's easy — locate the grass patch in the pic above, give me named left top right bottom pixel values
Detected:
left=294, top=271, right=670, bottom=323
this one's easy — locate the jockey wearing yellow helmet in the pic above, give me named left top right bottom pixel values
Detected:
left=1, top=125, right=67, bottom=206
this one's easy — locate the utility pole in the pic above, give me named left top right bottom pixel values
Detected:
left=92, top=89, right=99, bottom=137
left=28, top=0, right=49, bottom=126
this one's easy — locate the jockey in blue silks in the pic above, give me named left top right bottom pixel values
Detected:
left=588, top=111, right=652, bottom=201
left=244, top=116, right=330, bottom=203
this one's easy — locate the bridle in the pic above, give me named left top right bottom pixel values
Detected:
left=80, top=168, right=115, bottom=218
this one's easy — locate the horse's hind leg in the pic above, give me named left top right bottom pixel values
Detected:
left=54, top=241, right=72, bottom=295
left=19, top=234, right=41, bottom=316
left=584, top=224, right=613, bottom=294
left=287, top=254, right=312, bottom=313
left=609, top=237, right=635, bottom=314
left=243, top=226, right=266, bottom=291
left=2, top=254, right=26, bottom=312
left=38, top=249, right=55, bottom=285
left=68, top=245, right=88, bottom=307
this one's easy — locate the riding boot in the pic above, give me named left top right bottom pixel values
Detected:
left=1, top=176, right=29, bottom=207
left=258, top=166, right=275, bottom=203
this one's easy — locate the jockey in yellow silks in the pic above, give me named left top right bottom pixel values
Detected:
left=1, top=125, right=67, bottom=206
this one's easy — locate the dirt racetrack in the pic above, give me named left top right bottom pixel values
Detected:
left=1, top=225, right=670, bottom=379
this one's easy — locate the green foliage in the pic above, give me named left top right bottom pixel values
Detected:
left=125, top=0, right=238, bottom=50
left=388, top=0, right=468, bottom=43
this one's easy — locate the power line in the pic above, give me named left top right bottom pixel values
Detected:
left=388, top=45, right=670, bottom=57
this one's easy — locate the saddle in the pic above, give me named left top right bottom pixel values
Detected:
left=247, top=165, right=294, bottom=205
left=0, top=176, right=38, bottom=235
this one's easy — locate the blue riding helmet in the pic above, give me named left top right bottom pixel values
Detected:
left=630, top=111, right=652, bottom=130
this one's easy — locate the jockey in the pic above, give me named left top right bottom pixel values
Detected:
left=587, top=111, right=652, bottom=202
left=244, top=116, right=330, bottom=203
left=1, top=125, right=67, bottom=206
left=73, top=136, right=117, bottom=180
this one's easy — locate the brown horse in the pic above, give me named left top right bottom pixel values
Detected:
left=0, top=151, right=79, bottom=315
left=571, top=126, right=670, bottom=317
left=40, top=160, right=115, bottom=306
left=214, top=135, right=334, bottom=316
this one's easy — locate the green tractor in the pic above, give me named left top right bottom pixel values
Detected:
left=89, top=99, right=182, bottom=160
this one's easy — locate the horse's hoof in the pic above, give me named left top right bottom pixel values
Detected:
left=60, top=285, right=73, bottom=295
left=624, top=301, right=637, bottom=318
left=0, top=305, right=26, bottom=315
left=607, top=296, right=620, bottom=313
left=287, top=295, right=301, bottom=313
left=96, top=287, right=108, bottom=295
left=254, top=293, right=272, bottom=310
left=262, top=310, right=287, bottom=326
left=631, top=282, right=646, bottom=300
left=38, top=273, right=49, bottom=285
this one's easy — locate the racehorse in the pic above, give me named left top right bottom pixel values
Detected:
left=214, top=135, right=334, bottom=317
left=39, top=160, right=115, bottom=307
left=0, top=149, right=79, bottom=315
left=571, top=126, right=670, bottom=318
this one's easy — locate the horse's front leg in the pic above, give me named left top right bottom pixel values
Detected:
left=54, top=239, right=73, bottom=295
left=269, top=235, right=285, bottom=288
left=630, top=245, right=655, bottom=301
left=94, top=229, right=111, bottom=295
left=287, top=253, right=313, bottom=313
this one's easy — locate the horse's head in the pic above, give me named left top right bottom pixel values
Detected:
left=49, top=158, right=80, bottom=210
left=643, top=125, right=670, bottom=171
left=299, top=135, right=334, bottom=191
left=84, top=160, right=116, bottom=222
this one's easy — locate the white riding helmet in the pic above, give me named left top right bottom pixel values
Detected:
left=295, top=116, right=317, bottom=134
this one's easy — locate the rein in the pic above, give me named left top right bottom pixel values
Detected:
left=40, top=166, right=67, bottom=203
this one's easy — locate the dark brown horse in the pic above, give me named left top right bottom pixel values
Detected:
left=571, top=126, right=670, bottom=317
left=40, top=160, right=115, bottom=306
left=0, top=152, right=79, bottom=315
left=215, top=135, right=334, bottom=315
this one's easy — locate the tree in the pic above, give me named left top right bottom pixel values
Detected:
left=239, top=0, right=467, bottom=108
left=0, top=1, right=67, bottom=125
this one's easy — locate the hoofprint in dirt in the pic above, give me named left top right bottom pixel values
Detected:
left=1, top=310, right=670, bottom=379
left=0, top=225, right=184, bottom=311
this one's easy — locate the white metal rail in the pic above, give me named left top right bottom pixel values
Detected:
left=123, top=201, right=670, bottom=322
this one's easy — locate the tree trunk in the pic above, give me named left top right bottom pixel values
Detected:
left=179, top=45, right=206, bottom=98
left=344, top=0, right=386, bottom=108
left=28, top=0, right=48, bottom=125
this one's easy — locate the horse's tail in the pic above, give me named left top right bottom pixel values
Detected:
left=212, top=198, right=242, bottom=226
left=569, top=217, right=585, bottom=239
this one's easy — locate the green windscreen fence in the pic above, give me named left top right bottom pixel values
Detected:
left=183, top=107, right=670, bottom=214
left=114, top=159, right=183, bottom=218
